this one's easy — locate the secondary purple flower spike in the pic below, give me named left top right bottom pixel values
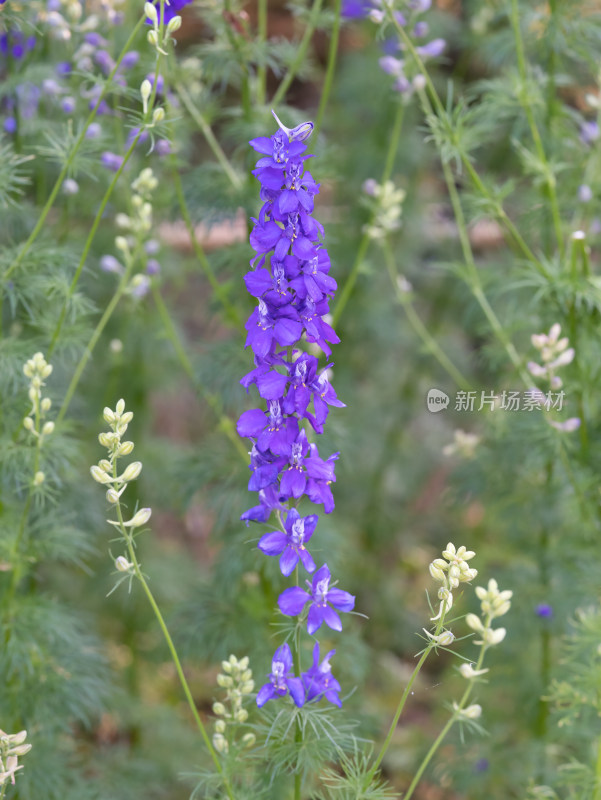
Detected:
left=278, top=564, right=355, bottom=635
left=256, top=643, right=305, bottom=708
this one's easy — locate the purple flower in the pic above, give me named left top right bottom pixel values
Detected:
left=236, top=400, right=299, bottom=456
left=278, top=563, right=355, bottom=634
left=580, top=121, right=600, bottom=145
left=416, top=38, right=446, bottom=59
left=302, top=642, right=341, bottom=707
left=536, top=603, right=553, bottom=619
left=101, top=151, right=124, bottom=172
left=3, top=117, right=17, bottom=134
left=256, top=643, right=305, bottom=708
left=148, top=0, right=194, bottom=24
left=258, top=508, right=317, bottom=576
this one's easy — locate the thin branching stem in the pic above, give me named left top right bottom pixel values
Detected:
left=403, top=614, right=492, bottom=800
left=272, top=0, right=324, bottom=108
left=509, top=0, right=564, bottom=260
left=314, top=0, right=342, bottom=138
left=175, top=82, right=242, bottom=190
left=150, top=283, right=248, bottom=461
left=332, top=101, right=405, bottom=327
left=112, top=464, right=236, bottom=800
left=382, top=240, right=472, bottom=391
left=2, top=15, right=146, bottom=283
left=369, top=603, right=449, bottom=781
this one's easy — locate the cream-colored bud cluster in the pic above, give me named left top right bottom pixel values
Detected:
left=429, top=542, right=477, bottom=622
left=452, top=701, right=482, bottom=721
left=465, top=578, right=512, bottom=649
left=362, top=179, right=406, bottom=240
left=145, top=1, right=182, bottom=55
left=212, top=655, right=256, bottom=754
left=442, top=429, right=480, bottom=459
left=22, top=353, right=55, bottom=486
left=528, top=323, right=574, bottom=389
left=90, top=399, right=151, bottom=536
left=0, top=729, right=32, bottom=788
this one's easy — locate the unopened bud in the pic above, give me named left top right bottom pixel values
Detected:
left=217, top=674, right=234, bottom=688
left=42, top=421, right=55, bottom=436
left=212, top=702, right=226, bottom=716
left=91, top=465, right=112, bottom=484
left=41, top=398, right=52, bottom=412
left=221, top=661, right=233, bottom=673
left=215, top=719, right=226, bottom=733
left=147, top=29, right=159, bottom=46
left=116, top=399, right=125, bottom=415
left=238, top=656, right=249, bottom=671
left=234, top=708, right=248, bottom=722
left=123, top=507, right=152, bottom=528
left=144, top=1, right=158, bottom=25
left=152, top=107, right=165, bottom=124
left=106, top=489, right=120, bottom=504
left=23, top=417, right=34, bottom=432
left=140, top=79, right=152, bottom=114
left=213, top=733, right=228, bottom=753
left=98, top=459, right=112, bottom=472
left=118, top=441, right=134, bottom=456
left=115, top=556, right=134, bottom=572
left=120, top=461, right=142, bottom=482
left=242, top=732, right=256, bottom=748
left=33, top=471, right=45, bottom=486
left=167, top=14, right=182, bottom=34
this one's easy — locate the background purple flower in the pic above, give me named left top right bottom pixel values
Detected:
left=256, top=643, right=304, bottom=708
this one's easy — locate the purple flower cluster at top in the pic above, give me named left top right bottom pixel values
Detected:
left=238, top=112, right=354, bottom=710
left=148, top=0, right=194, bottom=24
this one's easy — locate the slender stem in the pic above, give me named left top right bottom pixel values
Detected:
left=593, top=727, right=601, bottom=800
left=47, top=130, right=143, bottom=358
left=56, top=266, right=134, bottom=425
left=383, top=240, right=471, bottom=391
left=293, top=612, right=303, bottom=800
left=222, top=0, right=252, bottom=120
left=167, top=143, right=244, bottom=330
left=272, top=0, right=324, bottom=108
left=2, top=16, right=146, bottom=282
left=257, top=0, right=268, bottom=106
left=151, top=283, right=248, bottom=461
left=369, top=604, right=449, bottom=779
left=391, top=17, right=550, bottom=279
left=509, top=0, right=563, bottom=260
left=112, top=473, right=236, bottom=800
left=175, top=82, right=242, bottom=190
left=403, top=615, right=491, bottom=800
left=332, top=102, right=405, bottom=327
left=314, top=0, right=342, bottom=138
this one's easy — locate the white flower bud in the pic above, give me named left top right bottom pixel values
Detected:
left=152, top=107, right=165, bottom=124
left=221, top=661, right=233, bottom=673
left=217, top=674, right=234, bottom=688
left=120, top=461, right=142, bottom=482
left=465, top=613, right=484, bottom=632
left=215, top=720, right=226, bottom=733
left=147, top=28, right=159, bottom=46
left=144, top=2, right=158, bottom=25
left=91, top=465, right=112, bottom=484
left=456, top=703, right=482, bottom=720
left=120, top=411, right=134, bottom=425
left=41, top=398, right=52, bottom=412
left=241, top=669, right=252, bottom=682
left=212, top=702, right=226, bottom=716
left=459, top=663, right=489, bottom=679
left=429, top=562, right=445, bottom=582
left=118, top=441, right=134, bottom=456
left=98, top=459, right=112, bottom=472
left=115, top=556, right=134, bottom=572
left=241, top=680, right=255, bottom=694
left=23, top=416, right=34, bottom=432
left=423, top=628, right=454, bottom=646
left=123, top=507, right=152, bottom=528
left=8, top=732, right=27, bottom=746
left=42, top=421, right=55, bottom=436
left=238, top=656, right=249, bottom=671
left=115, top=399, right=126, bottom=415
left=167, top=14, right=182, bottom=34
left=213, top=733, right=228, bottom=753
left=140, top=79, right=152, bottom=114
left=33, top=471, right=45, bottom=486
left=103, top=407, right=116, bottom=423
left=106, top=489, right=120, bottom=504
left=242, top=732, right=256, bottom=747
left=234, top=708, right=248, bottom=722
left=8, top=743, right=32, bottom=757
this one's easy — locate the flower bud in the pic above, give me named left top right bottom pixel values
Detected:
left=42, top=421, right=55, bottom=436
left=41, top=398, right=52, bottom=412
left=238, top=656, right=249, bottom=671
left=242, top=732, right=256, bottom=748
left=241, top=680, right=255, bottom=694
left=213, top=733, right=228, bottom=753
left=91, top=465, right=112, bottom=484
left=215, top=720, right=226, bottom=733
left=461, top=703, right=482, bottom=720
left=152, top=107, right=165, bottom=124
left=234, top=708, right=248, bottom=722
left=167, top=14, right=182, bottom=34
left=98, top=459, right=112, bottom=472
left=465, top=613, right=483, bottom=632
left=103, top=407, right=116, bottom=423
left=8, top=743, right=32, bottom=757
left=33, top=471, right=45, bottom=486
left=23, top=416, right=34, bottom=432
left=118, top=441, right=134, bottom=456
left=120, top=461, right=142, bottom=482
left=140, top=79, right=152, bottom=114
left=147, top=29, right=159, bottom=46
left=217, top=674, right=234, bottom=688
left=115, top=556, right=133, bottom=572
left=115, top=399, right=125, bottom=415
left=459, top=663, right=489, bottom=679
left=212, top=702, right=226, bottom=716
left=120, top=411, right=134, bottom=425
left=123, top=507, right=152, bottom=528
left=106, top=489, right=120, bottom=504
left=8, top=731, right=27, bottom=746
left=429, top=563, right=445, bottom=582
left=221, top=661, right=233, bottom=673
left=144, top=1, right=158, bottom=25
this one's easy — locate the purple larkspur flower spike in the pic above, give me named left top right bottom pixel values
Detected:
left=256, top=643, right=305, bottom=707
left=258, top=507, right=317, bottom=576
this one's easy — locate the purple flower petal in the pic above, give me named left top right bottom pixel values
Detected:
left=278, top=587, right=310, bottom=616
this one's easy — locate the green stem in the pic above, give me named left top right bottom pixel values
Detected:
left=151, top=283, right=248, bottom=461
left=175, top=82, right=242, bottom=190
left=272, top=0, right=324, bottom=108
left=257, top=0, right=268, bottom=106
left=314, top=0, right=342, bottom=138
left=222, top=0, right=252, bottom=120
left=113, top=478, right=236, bottom=800
left=47, top=130, right=143, bottom=358
left=293, top=613, right=303, bottom=800
left=403, top=615, right=491, bottom=800
left=383, top=240, right=471, bottom=391
left=392, top=18, right=550, bottom=279
left=167, top=143, right=244, bottom=330
left=509, top=0, right=563, bottom=260
left=369, top=604, right=449, bottom=780
left=332, top=102, right=405, bottom=327
left=593, top=728, right=601, bottom=800
left=2, top=16, right=146, bottom=282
